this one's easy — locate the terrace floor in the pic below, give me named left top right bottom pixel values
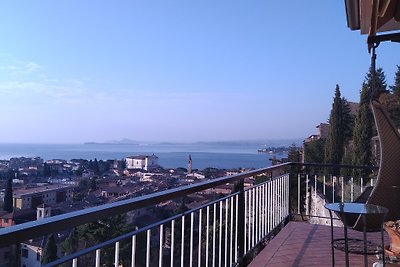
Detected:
left=249, top=221, right=395, bottom=267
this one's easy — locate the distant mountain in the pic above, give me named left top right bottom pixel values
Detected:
left=84, top=138, right=302, bottom=147
left=84, top=138, right=139, bottom=145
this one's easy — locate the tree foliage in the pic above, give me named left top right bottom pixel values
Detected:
left=390, top=65, right=400, bottom=97
left=366, top=67, right=387, bottom=101
left=43, top=162, right=51, bottom=177
left=324, top=86, right=345, bottom=166
left=3, top=175, right=13, bottom=212
left=353, top=83, right=374, bottom=176
left=324, top=85, right=354, bottom=175
left=74, top=215, right=131, bottom=266
left=288, top=144, right=301, bottom=162
left=42, top=234, right=58, bottom=264
left=304, top=139, right=325, bottom=164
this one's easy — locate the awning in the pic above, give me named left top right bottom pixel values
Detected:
left=345, top=0, right=400, bottom=48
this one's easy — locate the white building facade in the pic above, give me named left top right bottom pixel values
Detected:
left=125, top=154, right=158, bottom=171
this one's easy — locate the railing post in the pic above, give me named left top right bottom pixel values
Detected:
left=237, top=179, right=246, bottom=267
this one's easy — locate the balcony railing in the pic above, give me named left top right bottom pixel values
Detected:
left=0, top=162, right=377, bottom=267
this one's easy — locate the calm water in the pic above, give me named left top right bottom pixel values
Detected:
left=0, top=143, right=286, bottom=169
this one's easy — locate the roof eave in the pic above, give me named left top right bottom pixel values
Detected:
left=345, top=0, right=361, bottom=30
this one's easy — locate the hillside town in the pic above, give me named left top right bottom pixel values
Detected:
left=0, top=153, right=287, bottom=266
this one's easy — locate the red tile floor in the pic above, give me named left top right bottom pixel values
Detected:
left=248, top=221, right=394, bottom=267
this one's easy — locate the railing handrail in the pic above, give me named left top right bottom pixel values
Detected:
left=0, top=162, right=377, bottom=247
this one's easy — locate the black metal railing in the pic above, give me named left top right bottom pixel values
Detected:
left=0, top=162, right=377, bottom=267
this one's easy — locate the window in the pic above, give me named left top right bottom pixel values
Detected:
left=21, top=248, right=28, bottom=258
left=36, top=252, right=40, bottom=261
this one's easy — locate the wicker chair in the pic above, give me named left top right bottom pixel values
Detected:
left=347, top=100, right=400, bottom=231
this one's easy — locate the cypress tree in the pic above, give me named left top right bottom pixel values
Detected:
left=93, top=158, right=100, bottom=175
left=390, top=65, right=400, bottom=97
left=324, top=85, right=347, bottom=175
left=43, top=162, right=51, bottom=177
left=341, top=98, right=355, bottom=144
left=42, top=234, right=58, bottom=264
left=352, top=83, right=373, bottom=176
left=3, top=175, right=13, bottom=212
left=60, top=228, right=79, bottom=255
left=366, top=67, right=387, bottom=101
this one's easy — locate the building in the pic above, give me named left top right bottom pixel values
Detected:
left=20, top=241, right=43, bottom=267
left=13, top=184, right=74, bottom=210
left=125, top=154, right=159, bottom=171
left=187, top=154, right=192, bottom=174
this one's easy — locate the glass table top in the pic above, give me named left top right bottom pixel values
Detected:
left=325, top=202, right=388, bottom=215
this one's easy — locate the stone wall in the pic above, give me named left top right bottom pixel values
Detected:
left=308, top=187, right=343, bottom=227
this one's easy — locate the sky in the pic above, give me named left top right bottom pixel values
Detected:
left=0, top=1, right=399, bottom=144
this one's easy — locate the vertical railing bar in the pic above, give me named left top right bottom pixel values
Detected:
left=305, top=174, right=309, bottom=216
left=263, top=183, right=266, bottom=238
left=260, top=184, right=263, bottom=240
left=277, top=178, right=280, bottom=224
left=72, top=258, right=77, bottom=267
left=272, top=179, right=275, bottom=228
left=198, top=209, right=202, bottom=267
left=244, top=190, right=247, bottom=252
left=95, top=249, right=101, bottom=267
left=341, top=176, right=344, bottom=202
left=255, top=186, right=259, bottom=243
left=314, top=175, right=317, bottom=199
left=351, top=177, right=354, bottom=202
left=146, top=229, right=151, bottom=267
left=219, top=201, right=222, bottom=267
left=332, top=176, right=335, bottom=203
left=181, top=215, right=185, bottom=267
left=282, top=176, right=284, bottom=220
left=264, top=183, right=267, bottom=237
left=272, top=180, right=279, bottom=228
left=225, top=198, right=228, bottom=267
left=213, top=203, right=216, bottom=267
left=361, top=177, right=364, bottom=193
left=131, top=235, right=136, bottom=267
left=285, top=175, right=290, bottom=217
left=323, top=175, right=326, bottom=196
left=278, top=177, right=285, bottom=223
left=280, top=177, right=283, bottom=222
left=115, top=241, right=120, bottom=267
left=268, top=181, right=271, bottom=233
left=190, top=213, right=194, bottom=267
left=252, top=187, right=255, bottom=248
left=206, top=207, right=210, bottom=267
left=171, top=220, right=175, bottom=267
left=230, top=196, right=233, bottom=266
left=159, top=224, right=164, bottom=267
left=297, top=174, right=301, bottom=214
left=247, top=190, right=251, bottom=252
left=260, top=184, right=265, bottom=240
left=235, top=194, right=238, bottom=263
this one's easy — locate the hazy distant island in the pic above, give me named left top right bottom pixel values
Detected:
left=84, top=138, right=303, bottom=147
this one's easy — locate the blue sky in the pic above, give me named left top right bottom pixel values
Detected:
left=0, top=1, right=399, bottom=144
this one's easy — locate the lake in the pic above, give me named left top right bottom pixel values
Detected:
left=0, top=143, right=287, bottom=170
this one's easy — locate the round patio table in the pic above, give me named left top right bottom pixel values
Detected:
left=325, top=202, right=388, bottom=267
